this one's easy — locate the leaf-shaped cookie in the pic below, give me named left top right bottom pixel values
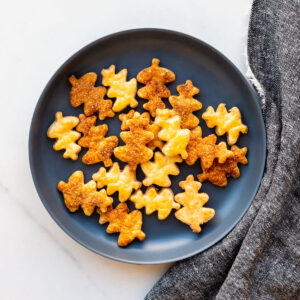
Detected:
left=154, top=109, right=190, bottom=159
left=202, top=103, right=248, bottom=145
left=137, top=58, right=175, bottom=116
left=98, top=203, right=146, bottom=247
left=141, top=151, right=182, bottom=187
left=69, top=73, right=114, bottom=120
left=101, top=65, right=138, bottom=112
left=130, top=187, right=180, bottom=220
left=175, top=175, right=215, bottom=233
left=92, top=162, right=141, bottom=202
left=76, top=114, right=118, bottom=167
left=186, top=126, right=233, bottom=169
left=47, top=112, right=81, bottom=160
left=169, top=80, right=202, bottom=129
left=114, top=113, right=154, bottom=170
left=119, top=110, right=164, bottom=150
left=57, top=170, right=113, bottom=215
left=198, top=145, right=248, bottom=186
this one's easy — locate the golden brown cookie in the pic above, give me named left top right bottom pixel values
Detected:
left=98, top=203, right=146, bottom=247
left=69, top=73, right=114, bottom=120
left=154, top=109, right=190, bottom=159
left=141, top=151, right=182, bottom=187
left=169, top=80, right=202, bottom=129
left=119, top=110, right=164, bottom=150
left=47, top=112, right=81, bottom=160
left=101, top=65, right=138, bottom=112
left=92, top=162, right=141, bottom=202
left=197, top=145, right=248, bottom=186
left=76, top=114, right=118, bottom=167
left=114, top=113, right=154, bottom=170
left=175, top=175, right=215, bottom=233
left=57, top=170, right=113, bottom=215
left=202, top=103, right=248, bottom=145
left=186, top=126, right=233, bottom=169
left=130, top=187, right=180, bottom=220
left=137, top=58, right=175, bottom=117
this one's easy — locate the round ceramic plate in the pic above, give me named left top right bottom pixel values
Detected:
left=29, top=29, right=266, bottom=264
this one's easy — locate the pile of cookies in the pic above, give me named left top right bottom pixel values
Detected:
left=47, top=58, right=248, bottom=247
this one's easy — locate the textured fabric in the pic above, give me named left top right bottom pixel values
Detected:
left=146, top=0, right=300, bottom=299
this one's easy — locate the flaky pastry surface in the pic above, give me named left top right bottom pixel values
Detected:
left=137, top=58, right=175, bottom=116
left=101, top=65, right=137, bottom=112
left=186, top=126, right=233, bottom=168
left=198, top=145, right=248, bottom=186
left=57, top=170, right=113, bottom=215
left=175, top=175, right=215, bottom=233
left=202, top=103, right=248, bottom=145
left=47, top=112, right=81, bottom=160
left=69, top=73, right=114, bottom=120
left=119, top=110, right=164, bottom=150
left=130, top=187, right=180, bottom=220
left=154, top=109, right=190, bottom=159
left=76, top=114, right=118, bottom=167
left=98, top=203, right=146, bottom=246
left=169, top=80, right=202, bottom=129
left=141, top=151, right=182, bottom=187
left=114, top=113, right=154, bottom=170
left=92, top=162, right=141, bottom=202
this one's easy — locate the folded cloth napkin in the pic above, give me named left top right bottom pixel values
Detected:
left=146, top=0, right=300, bottom=299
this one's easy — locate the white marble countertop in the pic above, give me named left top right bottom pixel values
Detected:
left=0, top=0, right=252, bottom=299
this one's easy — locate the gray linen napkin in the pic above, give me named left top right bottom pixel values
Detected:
left=146, top=0, right=300, bottom=299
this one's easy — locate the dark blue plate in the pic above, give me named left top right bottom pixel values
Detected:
left=29, top=29, right=266, bottom=264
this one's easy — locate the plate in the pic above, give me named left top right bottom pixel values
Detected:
left=29, top=29, right=266, bottom=264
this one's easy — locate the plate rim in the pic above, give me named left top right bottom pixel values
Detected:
left=28, top=28, right=266, bottom=265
